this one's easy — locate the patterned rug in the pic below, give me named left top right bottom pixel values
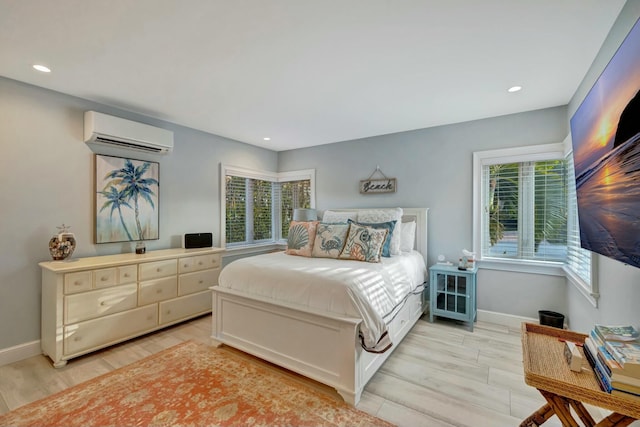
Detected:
left=0, top=341, right=394, bottom=427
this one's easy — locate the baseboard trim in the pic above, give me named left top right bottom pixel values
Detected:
left=477, top=310, right=537, bottom=330
left=0, top=340, right=41, bottom=367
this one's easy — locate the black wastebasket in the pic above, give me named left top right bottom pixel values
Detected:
left=538, top=310, right=565, bottom=328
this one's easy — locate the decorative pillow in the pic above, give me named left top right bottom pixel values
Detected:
left=348, top=219, right=396, bottom=257
left=357, top=208, right=403, bottom=255
left=339, top=223, right=388, bottom=263
left=321, top=210, right=358, bottom=223
left=400, top=220, right=416, bottom=252
left=311, top=223, right=350, bottom=258
left=285, top=221, right=318, bottom=257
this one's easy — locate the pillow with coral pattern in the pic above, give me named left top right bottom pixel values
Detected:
left=311, top=223, right=350, bottom=258
left=339, top=223, right=388, bottom=263
left=285, top=221, right=318, bottom=257
left=357, top=208, right=403, bottom=255
left=348, top=219, right=396, bottom=257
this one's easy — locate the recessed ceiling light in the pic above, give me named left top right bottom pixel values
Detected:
left=508, top=85, right=522, bottom=93
left=33, top=64, right=51, bottom=73
left=263, top=137, right=271, bottom=141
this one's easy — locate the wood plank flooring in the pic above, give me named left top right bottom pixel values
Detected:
left=0, top=314, right=630, bottom=426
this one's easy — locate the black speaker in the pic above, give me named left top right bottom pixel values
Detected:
left=183, top=233, right=213, bottom=249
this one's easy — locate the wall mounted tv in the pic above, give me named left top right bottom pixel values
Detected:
left=570, top=17, right=640, bottom=269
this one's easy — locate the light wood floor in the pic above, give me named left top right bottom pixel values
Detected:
left=0, top=314, right=629, bottom=426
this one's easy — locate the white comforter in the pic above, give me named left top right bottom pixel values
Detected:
left=217, top=251, right=427, bottom=352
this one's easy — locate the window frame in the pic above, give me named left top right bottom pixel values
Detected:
left=220, top=164, right=315, bottom=252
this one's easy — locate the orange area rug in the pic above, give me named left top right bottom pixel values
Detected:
left=0, top=341, right=393, bottom=427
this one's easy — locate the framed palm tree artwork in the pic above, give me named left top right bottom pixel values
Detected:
left=95, top=154, right=160, bottom=244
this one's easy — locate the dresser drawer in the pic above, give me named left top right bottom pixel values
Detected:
left=118, top=265, right=138, bottom=284
left=139, top=259, right=177, bottom=281
left=178, top=254, right=221, bottom=273
left=64, top=304, right=158, bottom=356
left=64, top=283, right=138, bottom=324
left=179, top=269, right=220, bottom=295
left=159, top=290, right=211, bottom=324
left=64, top=271, right=92, bottom=294
left=93, top=268, right=117, bottom=289
left=139, top=276, right=178, bottom=305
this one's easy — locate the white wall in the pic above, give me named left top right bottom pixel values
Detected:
left=0, top=77, right=278, bottom=350
left=278, top=106, right=569, bottom=320
left=566, top=0, right=640, bottom=333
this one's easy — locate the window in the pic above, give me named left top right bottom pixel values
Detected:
left=221, top=165, right=315, bottom=249
left=473, top=143, right=567, bottom=273
left=565, top=150, right=598, bottom=306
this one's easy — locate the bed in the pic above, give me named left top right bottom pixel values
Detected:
left=211, top=207, right=429, bottom=405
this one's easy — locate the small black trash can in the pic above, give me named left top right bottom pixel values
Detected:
left=538, top=310, right=565, bottom=328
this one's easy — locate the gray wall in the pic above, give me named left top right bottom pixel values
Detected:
left=278, top=107, right=569, bottom=320
left=565, top=0, right=640, bottom=333
left=0, top=77, right=277, bottom=349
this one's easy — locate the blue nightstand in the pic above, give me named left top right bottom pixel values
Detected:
left=429, top=264, right=478, bottom=331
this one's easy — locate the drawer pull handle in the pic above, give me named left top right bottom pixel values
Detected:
left=124, top=273, right=130, bottom=278
left=74, top=281, right=82, bottom=286
left=101, top=276, right=108, bottom=281
left=74, top=337, right=82, bottom=342
left=100, top=301, right=106, bottom=306
left=199, top=280, right=204, bottom=284
left=184, top=264, right=188, bottom=268
left=156, top=268, right=162, bottom=272
left=198, top=261, right=203, bottom=265
left=156, top=289, right=162, bottom=294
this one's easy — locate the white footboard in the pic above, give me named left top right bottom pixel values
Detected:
left=211, top=285, right=427, bottom=404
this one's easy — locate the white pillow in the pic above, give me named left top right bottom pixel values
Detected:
left=357, top=208, right=403, bottom=255
left=322, top=210, right=358, bottom=223
left=400, top=220, right=416, bottom=252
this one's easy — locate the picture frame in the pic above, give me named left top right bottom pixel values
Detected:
left=569, top=17, right=640, bottom=268
left=94, top=154, right=160, bottom=244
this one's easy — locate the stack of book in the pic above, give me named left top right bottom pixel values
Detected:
left=583, top=324, right=640, bottom=399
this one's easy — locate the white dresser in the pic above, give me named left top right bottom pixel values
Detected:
left=40, top=247, right=224, bottom=367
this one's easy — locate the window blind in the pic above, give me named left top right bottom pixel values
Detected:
left=482, top=159, right=567, bottom=262
left=565, top=152, right=592, bottom=286
left=224, top=168, right=312, bottom=246
left=225, top=176, right=273, bottom=245
left=280, top=179, right=312, bottom=239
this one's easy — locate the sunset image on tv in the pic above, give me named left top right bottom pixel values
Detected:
left=570, top=18, right=640, bottom=269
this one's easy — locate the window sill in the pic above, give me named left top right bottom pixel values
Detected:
left=223, top=242, right=285, bottom=257
left=478, top=258, right=565, bottom=276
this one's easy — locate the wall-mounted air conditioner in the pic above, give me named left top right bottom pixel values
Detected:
left=83, top=111, right=174, bottom=154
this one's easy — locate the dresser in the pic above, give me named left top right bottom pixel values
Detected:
left=40, top=247, right=224, bottom=367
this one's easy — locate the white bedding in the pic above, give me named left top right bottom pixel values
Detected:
left=217, top=250, right=427, bottom=352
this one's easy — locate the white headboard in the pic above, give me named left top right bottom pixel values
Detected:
left=320, top=207, right=429, bottom=266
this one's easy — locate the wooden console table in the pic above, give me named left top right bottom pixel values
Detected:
left=521, top=323, right=640, bottom=427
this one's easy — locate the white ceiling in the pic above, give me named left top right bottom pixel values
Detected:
left=0, top=1, right=626, bottom=151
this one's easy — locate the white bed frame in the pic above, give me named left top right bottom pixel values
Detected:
left=211, top=207, right=429, bottom=405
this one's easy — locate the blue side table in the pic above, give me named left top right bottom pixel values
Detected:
left=429, top=264, right=478, bottom=331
